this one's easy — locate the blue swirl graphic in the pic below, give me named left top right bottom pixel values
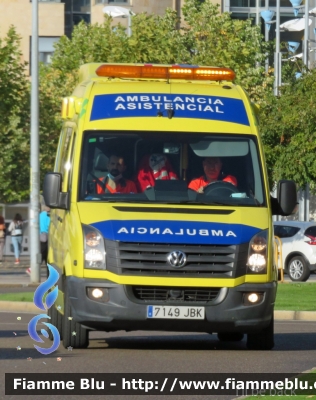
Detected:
left=34, top=264, right=59, bottom=311
left=29, top=264, right=61, bottom=355
left=28, top=314, right=60, bottom=355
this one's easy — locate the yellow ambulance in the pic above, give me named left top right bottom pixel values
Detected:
left=43, top=63, right=297, bottom=350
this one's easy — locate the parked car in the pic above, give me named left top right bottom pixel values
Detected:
left=273, top=221, right=316, bottom=281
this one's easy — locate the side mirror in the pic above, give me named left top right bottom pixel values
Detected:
left=43, top=172, right=69, bottom=210
left=271, top=180, right=297, bottom=216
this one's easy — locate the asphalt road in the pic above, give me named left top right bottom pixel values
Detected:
left=1, top=311, right=316, bottom=400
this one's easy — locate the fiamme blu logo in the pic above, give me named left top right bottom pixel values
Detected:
left=28, top=264, right=60, bottom=355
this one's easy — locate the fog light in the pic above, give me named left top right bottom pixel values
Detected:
left=243, top=292, right=263, bottom=306
left=248, top=293, right=259, bottom=303
left=92, top=288, right=104, bottom=299
left=87, top=287, right=110, bottom=303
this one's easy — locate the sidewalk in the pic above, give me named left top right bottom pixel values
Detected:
left=0, top=256, right=46, bottom=287
left=1, top=259, right=316, bottom=320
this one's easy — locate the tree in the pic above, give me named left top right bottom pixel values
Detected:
left=0, top=27, right=30, bottom=203
left=259, top=69, right=316, bottom=190
left=181, top=0, right=275, bottom=100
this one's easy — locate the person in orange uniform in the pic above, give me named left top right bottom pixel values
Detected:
left=96, top=155, right=137, bottom=194
left=188, top=157, right=237, bottom=193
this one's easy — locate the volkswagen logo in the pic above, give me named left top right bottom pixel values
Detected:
left=167, top=251, right=187, bottom=268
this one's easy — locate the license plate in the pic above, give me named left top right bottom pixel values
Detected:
left=147, top=305, right=205, bottom=320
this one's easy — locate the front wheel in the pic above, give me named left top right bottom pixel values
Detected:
left=288, top=256, right=310, bottom=282
left=47, top=304, right=63, bottom=341
left=246, top=316, right=274, bottom=350
left=62, top=286, right=89, bottom=349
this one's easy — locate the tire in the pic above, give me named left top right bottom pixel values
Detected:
left=47, top=304, right=63, bottom=341
left=62, top=285, right=89, bottom=349
left=217, top=332, right=244, bottom=342
left=288, top=256, right=310, bottom=282
left=246, top=316, right=274, bottom=350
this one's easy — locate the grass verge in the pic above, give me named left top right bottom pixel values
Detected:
left=275, top=282, right=316, bottom=311
left=0, top=292, right=34, bottom=302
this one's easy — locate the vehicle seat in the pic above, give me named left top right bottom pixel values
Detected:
left=93, top=153, right=108, bottom=177
left=87, top=153, right=108, bottom=194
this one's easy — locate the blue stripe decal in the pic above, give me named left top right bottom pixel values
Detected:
left=91, top=220, right=260, bottom=245
left=90, top=93, right=250, bottom=126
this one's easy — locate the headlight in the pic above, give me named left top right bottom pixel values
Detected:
left=247, top=230, right=268, bottom=273
left=83, top=224, right=106, bottom=270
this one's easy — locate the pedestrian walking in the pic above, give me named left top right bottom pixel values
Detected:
left=40, top=207, right=50, bottom=274
left=0, top=215, right=6, bottom=265
left=8, top=213, right=23, bottom=265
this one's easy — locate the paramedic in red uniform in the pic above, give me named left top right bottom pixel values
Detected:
left=188, top=157, right=237, bottom=193
left=96, top=155, right=137, bottom=194
left=136, top=153, right=178, bottom=192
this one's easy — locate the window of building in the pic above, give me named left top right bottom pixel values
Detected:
left=64, top=0, right=91, bottom=12
left=265, top=0, right=293, bottom=6
left=64, top=0, right=91, bottom=37
left=39, top=37, right=60, bottom=64
left=29, top=36, right=60, bottom=74
left=94, top=0, right=128, bottom=4
left=230, top=0, right=258, bottom=7
left=231, top=12, right=257, bottom=22
left=73, top=0, right=90, bottom=12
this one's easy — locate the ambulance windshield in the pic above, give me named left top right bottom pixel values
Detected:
left=79, top=131, right=266, bottom=207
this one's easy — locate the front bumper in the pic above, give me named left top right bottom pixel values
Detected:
left=66, top=276, right=276, bottom=334
left=309, top=263, right=316, bottom=272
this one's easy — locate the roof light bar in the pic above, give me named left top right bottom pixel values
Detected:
left=95, top=64, right=235, bottom=81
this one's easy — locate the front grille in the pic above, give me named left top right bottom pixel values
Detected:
left=106, top=241, right=248, bottom=278
left=131, top=286, right=221, bottom=303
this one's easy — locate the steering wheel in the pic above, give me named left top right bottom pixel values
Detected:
left=203, top=181, right=239, bottom=197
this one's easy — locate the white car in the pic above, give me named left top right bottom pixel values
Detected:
left=273, top=221, right=316, bottom=281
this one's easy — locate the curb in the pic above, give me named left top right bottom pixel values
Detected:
left=0, top=301, right=39, bottom=313
left=1, top=301, right=316, bottom=320
left=0, top=283, right=40, bottom=288
left=274, top=310, right=316, bottom=321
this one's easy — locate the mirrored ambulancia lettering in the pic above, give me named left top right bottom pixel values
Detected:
left=116, top=227, right=236, bottom=237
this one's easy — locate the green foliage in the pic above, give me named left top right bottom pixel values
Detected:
left=51, top=17, right=129, bottom=73
left=0, top=27, right=30, bottom=203
left=259, top=68, right=316, bottom=190
left=126, top=9, right=188, bottom=63
left=181, top=0, right=272, bottom=99
left=39, top=65, right=77, bottom=176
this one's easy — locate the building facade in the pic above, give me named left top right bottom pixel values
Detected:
left=0, top=0, right=64, bottom=67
